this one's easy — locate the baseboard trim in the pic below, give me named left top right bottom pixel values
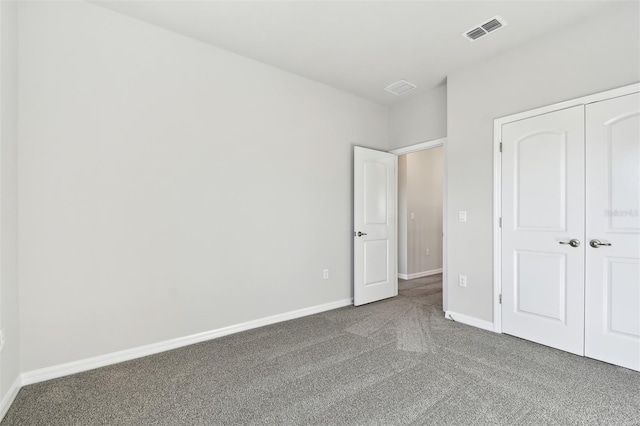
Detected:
left=0, top=375, right=22, bottom=422
left=398, top=268, right=443, bottom=280
left=21, top=298, right=353, bottom=386
left=445, top=311, right=495, bottom=332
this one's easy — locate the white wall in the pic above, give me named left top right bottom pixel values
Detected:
left=389, top=84, right=447, bottom=150
left=446, top=3, right=640, bottom=322
left=19, top=1, right=388, bottom=372
left=398, top=148, right=443, bottom=277
left=0, top=0, right=20, bottom=405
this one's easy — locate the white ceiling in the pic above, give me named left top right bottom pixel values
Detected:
left=92, top=1, right=631, bottom=105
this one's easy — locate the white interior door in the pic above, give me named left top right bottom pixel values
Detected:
left=354, top=147, right=397, bottom=306
left=501, top=106, right=586, bottom=355
left=585, top=92, right=640, bottom=371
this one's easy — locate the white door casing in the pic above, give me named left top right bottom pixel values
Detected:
left=354, top=147, right=397, bottom=306
left=585, top=93, right=640, bottom=371
left=501, top=106, right=586, bottom=355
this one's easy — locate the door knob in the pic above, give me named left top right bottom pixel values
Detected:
left=356, top=231, right=367, bottom=237
left=559, top=239, right=580, bottom=248
left=590, top=239, right=612, bottom=248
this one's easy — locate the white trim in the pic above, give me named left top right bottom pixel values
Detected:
left=0, top=375, right=21, bottom=422
left=393, top=154, right=399, bottom=297
left=389, top=137, right=446, bottom=155
left=398, top=268, right=443, bottom=280
left=492, top=83, right=640, bottom=335
left=445, top=311, right=495, bottom=332
left=21, top=298, right=353, bottom=386
left=442, top=139, right=448, bottom=312
left=493, top=117, right=503, bottom=333
left=494, top=83, right=640, bottom=128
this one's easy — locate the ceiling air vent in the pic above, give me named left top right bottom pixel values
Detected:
left=462, top=16, right=507, bottom=42
left=482, top=18, right=503, bottom=33
left=384, top=80, right=417, bottom=96
left=466, top=27, right=486, bottom=41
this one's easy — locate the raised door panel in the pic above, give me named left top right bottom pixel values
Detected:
left=363, top=240, right=389, bottom=286
left=515, top=251, right=567, bottom=323
left=515, top=132, right=567, bottom=231
left=364, top=162, right=388, bottom=225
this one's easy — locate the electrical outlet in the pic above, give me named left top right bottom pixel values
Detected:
left=323, top=269, right=329, bottom=280
left=426, top=249, right=430, bottom=256
left=458, top=275, right=467, bottom=287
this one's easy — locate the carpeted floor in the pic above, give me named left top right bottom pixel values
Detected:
left=3, top=274, right=640, bottom=425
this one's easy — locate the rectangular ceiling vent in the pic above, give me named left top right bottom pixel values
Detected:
left=384, top=80, right=417, bottom=96
left=462, top=16, right=507, bottom=42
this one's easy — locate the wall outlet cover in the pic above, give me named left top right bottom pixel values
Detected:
left=458, top=275, right=467, bottom=287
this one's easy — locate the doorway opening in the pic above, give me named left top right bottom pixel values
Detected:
left=391, top=138, right=446, bottom=311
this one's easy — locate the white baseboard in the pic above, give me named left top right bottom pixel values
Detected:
left=445, top=310, right=495, bottom=332
left=398, top=268, right=443, bottom=280
left=0, top=375, right=22, bottom=422
left=22, top=298, right=353, bottom=386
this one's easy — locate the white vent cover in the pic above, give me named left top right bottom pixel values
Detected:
left=384, top=80, right=417, bottom=96
left=462, top=16, right=507, bottom=42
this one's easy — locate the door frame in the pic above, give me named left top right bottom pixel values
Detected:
left=390, top=137, right=448, bottom=311
left=492, top=83, right=640, bottom=333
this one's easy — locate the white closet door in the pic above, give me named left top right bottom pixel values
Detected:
left=501, top=106, right=585, bottom=355
left=585, top=92, right=640, bottom=371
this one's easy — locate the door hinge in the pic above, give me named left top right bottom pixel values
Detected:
left=499, top=217, right=502, bottom=227
left=499, top=142, right=502, bottom=153
left=499, top=294, right=502, bottom=304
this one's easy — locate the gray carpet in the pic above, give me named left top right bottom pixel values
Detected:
left=3, top=275, right=639, bottom=425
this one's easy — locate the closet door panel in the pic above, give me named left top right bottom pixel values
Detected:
left=501, top=106, right=585, bottom=355
left=585, top=92, right=640, bottom=371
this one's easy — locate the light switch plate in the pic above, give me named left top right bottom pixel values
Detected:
left=459, top=211, right=467, bottom=222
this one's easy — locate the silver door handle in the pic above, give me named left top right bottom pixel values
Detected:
left=559, top=239, right=580, bottom=248
left=355, top=231, right=367, bottom=237
left=590, top=239, right=612, bottom=248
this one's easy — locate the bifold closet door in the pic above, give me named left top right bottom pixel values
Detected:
left=501, top=106, right=586, bottom=355
left=585, top=92, right=640, bottom=371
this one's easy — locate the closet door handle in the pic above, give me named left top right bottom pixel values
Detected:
left=559, top=239, right=580, bottom=248
left=590, top=239, right=611, bottom=248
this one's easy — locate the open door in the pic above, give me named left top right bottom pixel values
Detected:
left=354, top=147, right=397, bottom=306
